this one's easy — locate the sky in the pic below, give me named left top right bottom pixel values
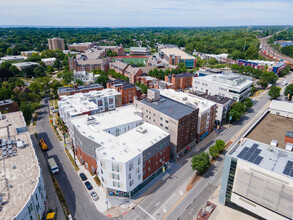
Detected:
left=1, top=0, right=293, bottom=27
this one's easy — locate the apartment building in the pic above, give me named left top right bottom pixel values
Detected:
left=193, top=92, right=235, bottom=124
left=124, top=65, right=143, bottom=84
left=192, top=72, right=253, bottom=101
left=73, top=71, right=96, bottom=84
left=48, top=38, right=65, bottom=50
left=134, top=89, right=199, bottom=160
left=159, top=90, right=217, bottom=141
left=107, top=79, right=141, bottom=104
left=150, top=80, right=175, bottom=90
left=59, top=88, right=122, bottom=136
left=0, top=112, right=46, bottom=220
left=41, top=57, right=56, bottom=66
left=98, top=46, right=125, bottom=56
left=130, top=47, right=151, bottom=56
left=68, top=48, right=109, bottom=72
left=109, top=60, right=129, bottom=75
left=11, top=62, right=40, bottom=71
left=1, top=55, right=26, bottom=62
left=68, top=42, right=95, bottom=52
left=0, top=99, right=18, bottom=113
left=58, top=83, right=104, bottom=96
left=71, top=106, right=170, bottom=198
left=220, top=110, right=293, bottom=220
left=165, top=73, right=196, bottom=90
left=159, top=48, right=197, bottom=68
left=20, top=51, right=38, bottom=57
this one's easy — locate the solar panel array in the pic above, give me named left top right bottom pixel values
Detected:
left=237, top=144, right=263, bottom=165
left=283, top=161, right=293, bottom=177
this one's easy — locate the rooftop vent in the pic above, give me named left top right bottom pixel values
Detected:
left=86, top=116, right=96, bottom=125
left=136, top=127, right=147, bottom=134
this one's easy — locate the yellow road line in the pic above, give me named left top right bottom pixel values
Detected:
left=162, top=192, right=187, bottom=220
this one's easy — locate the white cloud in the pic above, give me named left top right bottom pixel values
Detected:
left=0, top=0, right=292, bottom=26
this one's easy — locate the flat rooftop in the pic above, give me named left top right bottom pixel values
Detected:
left=58, top=95, right=99, bottom=116
left=12, top=62, right=40, bottom=67
left=0, top=112, right=40, bottom=219
left=71, top=106, right=169, bottom=162
left=158, top=89, right=216, bottom=115
left=195, top=72, right=253, bottom=89
left=139, top=93, right=196, bottom=120
left=160, top=48, right=195, bottom=60
left=58, top=83, right=104, bottom=94
left=246, top=113, right=293, bottom=150
left=230, top=138, right=293, bottom=180
left=193, top=93, right=233, bottom=105
left=270, top=100, right=293, bottom=114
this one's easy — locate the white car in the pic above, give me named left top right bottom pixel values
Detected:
left=52, top=109, right=58, bottom=113
left=90, top=191, right=99, bottom=201
left=282, top=81, right=288, bottom=86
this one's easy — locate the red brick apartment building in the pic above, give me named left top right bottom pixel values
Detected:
left=143, top=146, right=171, bottom=179
left=107, top=79, right=141, bottom=104
left=0, top=99, right=18, bottom=113
left=124, top=66, right=143, bottom=84
left=165, top=73, right=196, bottom=90
left=109, top=60, right=129, bottom=75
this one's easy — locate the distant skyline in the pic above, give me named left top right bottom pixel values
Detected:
left=1, top=0, right=293, bottom=27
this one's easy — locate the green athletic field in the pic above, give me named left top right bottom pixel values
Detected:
left=113, top=58, right=147, bottom=66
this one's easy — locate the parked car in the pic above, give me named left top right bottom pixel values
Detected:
left=79, top=173, right=87, bottom=181
left=85, top=181, right=93, bottom=190
left=52, top=109, right=58, bottom=113
left=50, top=106, right=54, bottom=110
left=90, top=191, right=99, bottom=201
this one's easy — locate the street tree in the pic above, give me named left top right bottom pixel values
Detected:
left=268, top=86, right=281, bottom=99
left=62, top=71, right=74, bottom=84
left=191, top=152, right=210, bottom=175
left=284, top=84, right=293, bottom=100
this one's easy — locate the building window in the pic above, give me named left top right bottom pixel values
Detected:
left=118, top=182, right=120, bottom=188
left=160, top=123, right=163, bottom=127
left=138, top=158, right=141, bottom=165
left=165, top=126, right=168, bottom=130
left=129, top=173, right=131, bottom=180
left=129, top=162, right=133, bottom=171
left=113, top=181, right=116, bottom=187
left=148, top=167, right=151, bottom=171
left=138, top=174, right=141, bottom=180
left=160, top=117, right=163, bottom=120
left=165, top=120, right=169, bottom=123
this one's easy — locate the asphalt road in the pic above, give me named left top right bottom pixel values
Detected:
left=122, top=72, right=293, bottom=220
left=36, top=97, right=106, bottom=220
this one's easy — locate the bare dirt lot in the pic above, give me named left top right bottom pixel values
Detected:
left=246, top=114, right=293, bottom=149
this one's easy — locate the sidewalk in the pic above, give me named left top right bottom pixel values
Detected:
left=209, top=185, right=256, bottom=220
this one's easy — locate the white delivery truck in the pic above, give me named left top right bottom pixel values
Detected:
left=48, top=158, right=59, bottom=174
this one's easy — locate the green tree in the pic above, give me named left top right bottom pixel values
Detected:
left=242, top=98, right=253, bottom=108
left=209, top=145, right=219, bottom=160
left=261, top=72, right=278, bottom=84
left=47, top=65, right=54, bottom=73
left=230, top=50, right=245, bottom=60
left=191, top=152, right=210, bottom=175
left=33, top=66, right=46, bottom=78
left=268, top=86, right=281, bottom=99
left=74, top=79, right=84, bottom=85
left=19, top=102, right=34, bottom=124
left=62, top=71, right=74, bottom=84
left=284, top=84, right=293, bottom=100
left=215, top=139, right=225, bottom=153
left=245, top=45, right=258, bottom=59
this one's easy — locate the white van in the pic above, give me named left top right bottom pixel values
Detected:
left=48, top=158, right=59, bottom=174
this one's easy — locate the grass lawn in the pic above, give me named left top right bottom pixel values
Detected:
left=113, top=57, right=147, bottom=66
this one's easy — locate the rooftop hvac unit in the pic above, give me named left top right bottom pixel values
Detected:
left=136, top=127, right=147, bottom=134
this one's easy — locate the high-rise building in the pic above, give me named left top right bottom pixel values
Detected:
left=48, top=38, right=65, bottom=50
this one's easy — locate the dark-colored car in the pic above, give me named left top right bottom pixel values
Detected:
left=79, top=173, right=87, bottom=181
left=85, top=181, right=93, bottom=190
